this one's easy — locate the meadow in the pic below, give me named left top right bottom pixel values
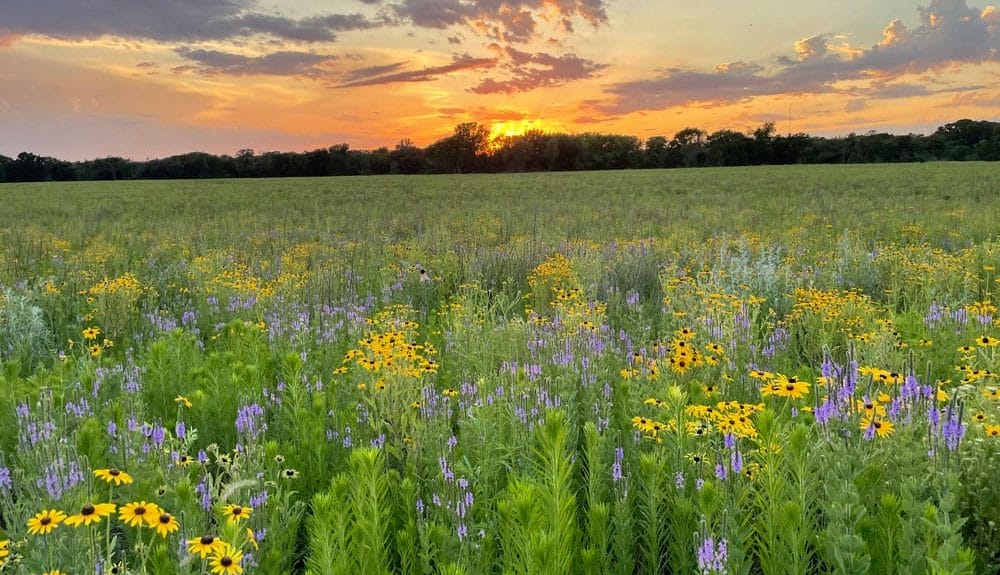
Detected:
left=1, top=162, right=999, bottom=574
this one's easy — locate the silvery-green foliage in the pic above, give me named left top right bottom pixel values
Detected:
left=0, top=287, right=52, bottom=365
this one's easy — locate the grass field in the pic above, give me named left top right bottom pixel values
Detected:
left=1, top=163, right=1000, bottom=574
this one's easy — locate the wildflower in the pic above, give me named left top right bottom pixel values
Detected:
left=0, top=539, right=8, bottom=563
left=120, top=501, right=161, bottom=528
left=697, top=536, right=728, bottom=574
left=856, top=398, right=886, bottom=418
left=82, top=327, right=101, bottom=340
left=65, top=502, right=116, bottom=527
left=977, top=336, right=999, bottom=347
left=761, top=375, right=810, bottom=400
left=154, top=512, right=180, bottom=537
left=210, top=543, right=244, bottom=574
left=42, top=571, right=66, bottom=575
left=94, top=468, right=134, bottom=486
left=247, top=527, right=259, bottom=551
left=860, top=417, right=895, bottom=438
left=985, top=424, right=1000, bottom=437
left=177, top=454, right=193, bottom=466
left=223, top=503, right=251, bottom=525
left=281, top=468, right=299, bottom=480
left=89, top=344, right=102, bottom=358
left=28, top=509, right=67, bottom=535
left=175, top=395, right=192, bottom=408
left=188, top=535, right=224, bottom=558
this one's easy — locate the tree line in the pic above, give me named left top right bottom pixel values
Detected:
left=1, top=119, right=998, bottom=182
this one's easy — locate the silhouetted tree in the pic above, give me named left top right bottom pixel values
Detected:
left=1, top=119, right=997, bottom=183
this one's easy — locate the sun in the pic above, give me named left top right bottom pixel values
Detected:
left=486, top=119, right=562, bottom=150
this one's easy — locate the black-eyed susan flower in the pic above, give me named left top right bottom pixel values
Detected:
left=0, top=539, right=9, bottom=563
left=177, top=454, right=193, bottom=466
left=27, top=509, right=66, bottom=535
left=210, top=543, right=244, bottom=574
left=175, top=395, right=192, bottom=408
left=65, top=502, right=116, bottom=527
left=119, top=501, right=161, bottom=528
left=223, top=504, right=251, bottom=525
left=89, top=344, right=102, bottom=358
left=985, top=424, right=1000, bottom=437
left=676, top=327, right=696, bottom=339
left=82, top=326, right=101, bottom=340
left=154, top=512, right=180, bottom=537
left=188, top=535, right=224, bottom=558
left=860, top=417, right=895, bottom=438
left=978, top=336, right=1000, bottom=347
left=94, top=468, right=133, bottom=486
left=281, top=468, right=299, bottom=480
left=107, top=562, right=127, bottom=574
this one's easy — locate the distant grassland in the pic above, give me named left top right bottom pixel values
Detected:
left=3, top=163, right=998, bottom=250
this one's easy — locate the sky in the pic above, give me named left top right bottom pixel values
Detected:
left=0, top=0, right=998, bottom=161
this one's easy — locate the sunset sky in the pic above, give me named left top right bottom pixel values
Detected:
left=1, top=0, right=998, bottom=160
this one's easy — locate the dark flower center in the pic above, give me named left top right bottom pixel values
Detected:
left=221, top=557, right=233, bottom=567
left=109, top=469, right=121, bottom=476
left=41, top=516, right=52, bottom=525
left=232, top=507, right=243, bottom=515
left=200, top=535, right=215, bottom=545
left=135, top=506, right=146, bottom=515
left=159, top=513, right=171, bottom=524
left=81, top=504, right=96, bottom=515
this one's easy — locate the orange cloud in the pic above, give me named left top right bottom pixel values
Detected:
left=0, top=32, right=21, bottom=47
left=879, top=19, right=909, bottom=48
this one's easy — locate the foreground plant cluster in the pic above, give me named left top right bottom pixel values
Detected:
left=1, top=165, right=999, bottom=574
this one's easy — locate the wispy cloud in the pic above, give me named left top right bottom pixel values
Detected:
left=175, top=47, right=338, bottom=77
left=470, top=47, right=605, bottom=93
left=336, top=54, right=496, bottom=87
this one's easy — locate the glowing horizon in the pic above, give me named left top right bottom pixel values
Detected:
left=0, top=0, right=997, bottom=161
